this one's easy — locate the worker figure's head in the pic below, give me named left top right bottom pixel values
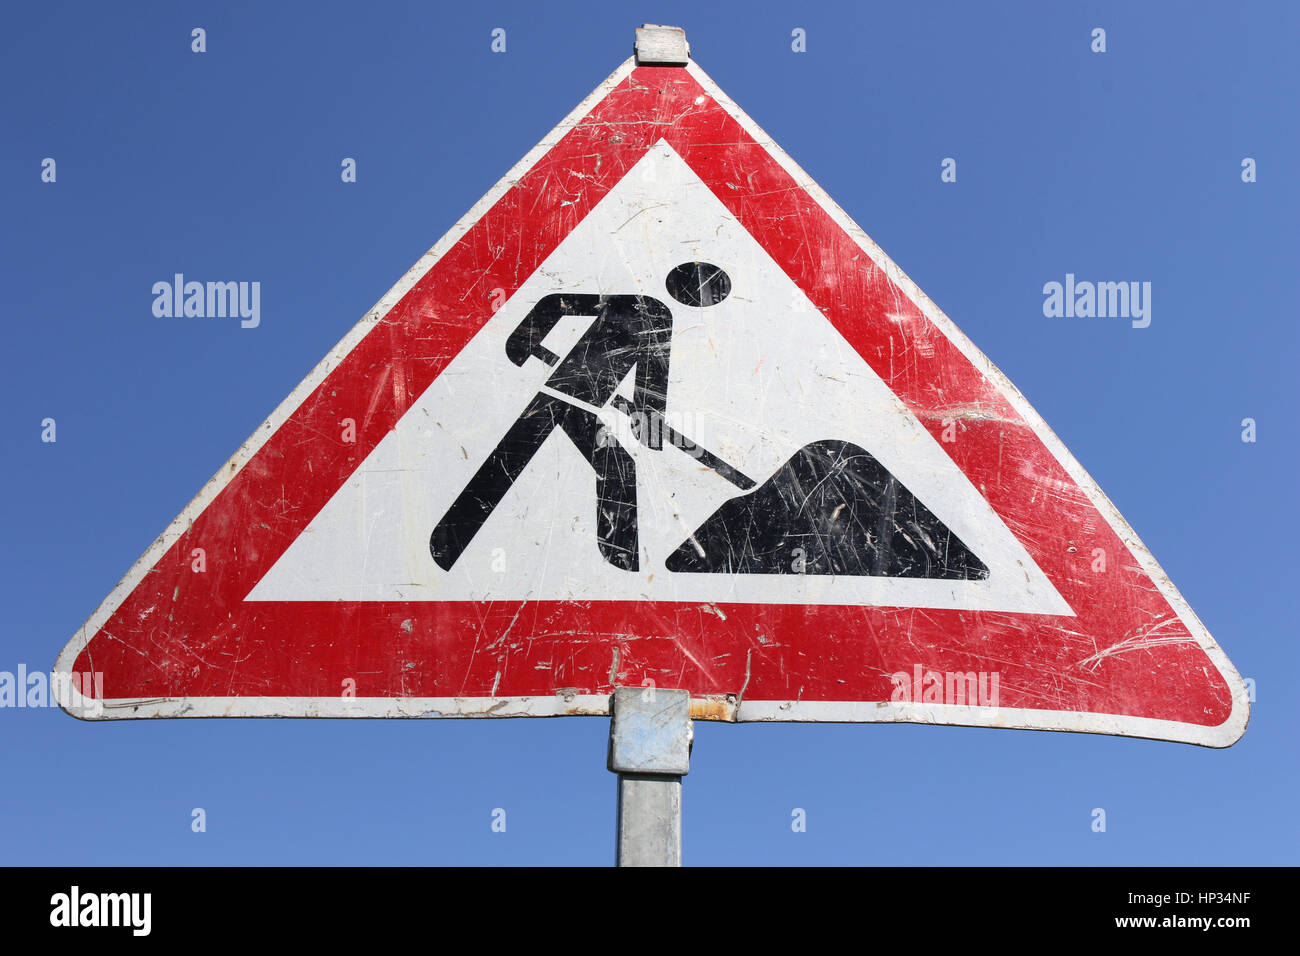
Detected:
left=666, top=262, right=731, bottom=308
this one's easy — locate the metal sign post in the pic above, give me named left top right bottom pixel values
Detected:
left=608, top=687, right=693, bottom=866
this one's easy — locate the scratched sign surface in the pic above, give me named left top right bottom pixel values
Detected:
left=55, top=57, right=1248, bottom=747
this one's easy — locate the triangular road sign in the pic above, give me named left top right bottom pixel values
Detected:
left=55, top=52, right=1249, bottom=747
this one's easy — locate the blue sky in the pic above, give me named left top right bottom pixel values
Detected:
left=1, top=0, right=1296, bottom=865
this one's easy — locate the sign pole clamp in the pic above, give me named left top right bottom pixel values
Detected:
left=608, top=686, right=693, bottom=866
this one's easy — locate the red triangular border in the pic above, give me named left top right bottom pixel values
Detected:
left=56, top=59, right=1248, bottom=745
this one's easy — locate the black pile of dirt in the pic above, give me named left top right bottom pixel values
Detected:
left=665, top=439, right=988, bottom=579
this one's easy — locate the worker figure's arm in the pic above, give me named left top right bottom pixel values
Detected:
left=505, top=293, right=603, bottom=368
left=631, top=296, right=673, bottom=452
